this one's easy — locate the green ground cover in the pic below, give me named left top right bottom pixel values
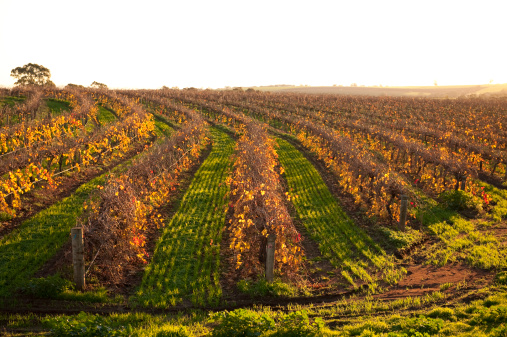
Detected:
left=0, top=96, right=26, bottom=125
left=0, top=96, right=25, bottom=107
left=45, top=98, right=72, bottom=116
left=3, top=282, right=507, bottom=336
left=275, top=137, right=404, bottom=287
left=134, top=126, right=235, bottom=308
left=392, top=180, right=507, bottom=270
left=97, top=105, right=117, bottom=125
left=152, top=113, right=174, bottom=138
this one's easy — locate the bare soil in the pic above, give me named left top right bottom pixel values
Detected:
left=377, top=263, right=492, bottom=300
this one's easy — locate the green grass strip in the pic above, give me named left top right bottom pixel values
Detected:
left=97, top=106, right=117, bottom=125
left=0, top=96, right=25, bottom=108
left=45, top=98, right=72, bottom=116
left=134, top=126, right=234, bottom=308
left=152, top=114, right=174, bottom=138
left=275, top=137, right=391, bottom=285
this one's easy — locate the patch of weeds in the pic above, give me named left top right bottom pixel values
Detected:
left=237, top=279, right=298, bottom=297
left=425, top=291, right=445, bottom=301
left=17, top=274, right=73, bottom=299
left=456, top=280, right=468, bottom=290
left=272, top=310, right=324, bottom=336
left=439, top=190, right=483, bottom=213
left=476, top=220, right=495, bottom=229
left=210, top=309, right=324, bottom=337
left=210, top=309, right=275, bottom=337
left=466, top=242, right=505, bottom=269
left=376, top=226, right=424, bottom=250
left=0, top=211, right=14, bottom=221
left=58, top=287, right=116, bottom=303
left=154, top=326, right=193, bottom=336
left=439, top=282, right=453, bottom=291
left=494, top=271, right=507, bottom=285
left=427, top=307, right=456, bottom=321
left=390, top=315, right=445, bottom=336
left=44, top=312, right=133, bottom=337
left=365, top=282, right=385, bottom=295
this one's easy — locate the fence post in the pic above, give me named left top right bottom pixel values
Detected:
left=460, top=176, right=467, bottom=190
left=71, top=227, right=85, bottom=291
left=399, top=195, right=408, bottom=232
left=266, top=234, right=276, bottom=282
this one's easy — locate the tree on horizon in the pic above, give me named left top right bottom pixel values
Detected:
left=10, top=63, right=55, bottom=86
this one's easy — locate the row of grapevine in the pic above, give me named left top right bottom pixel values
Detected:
left=175, top=88, right=507, bottom=160
left=0, top=88, right=98, bottom=156
left=0, top=92, right=156, bottom=217
left=0, top=87, right=44, bottom=125
left=253, top=95, right=507, bottom=181
left=135, top=127, right=234, bottom=307
left=275, top=137, right=405, bottom=285
left=159, top=91, right=305, bottom=279
left=163, top=90, right=412, bottom=222
left=230, top=96, right=494, bottom=204
left=79, top=100, right=209, bottom=285
left=175, top=90, right=498, bottom=221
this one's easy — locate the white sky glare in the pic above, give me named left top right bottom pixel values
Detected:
left=0, top=0, right=505, bottom=89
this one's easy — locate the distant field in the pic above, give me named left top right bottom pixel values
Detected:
left=248, top=83, right=507, bottom=98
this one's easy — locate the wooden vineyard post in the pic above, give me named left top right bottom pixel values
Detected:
left=399, top=195, right=408, bottom=232
left=460, top=176, right=467, bottom=191
left=71, top=227, right=85, bottom=291
left=266, top=234, right=276, bottom=282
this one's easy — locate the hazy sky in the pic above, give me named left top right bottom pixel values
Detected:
left=0, top=0, right=505, bottom=89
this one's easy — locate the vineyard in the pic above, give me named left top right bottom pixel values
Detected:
left=1, top=86, right=507, bottom=336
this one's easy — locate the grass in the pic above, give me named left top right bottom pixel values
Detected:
left=0, top=96, right=25, bottom=107
left=237, top=278, right=299, bottom=297
left=275, top=137, right=405, bottom=286
left=152, top=113, right=174, bottom=138
left=412, top=189, right=507, bottom=269
left=0, top=96, right=26, bottom=126
left=97, top=105, right=117, bottom=125
left=83, top=105, right=118, bottom=133
left=133, top=126, right=235, bottom=308
left=44, top=98, right=71, bottom=116
left=4, top=285, right=507, bottom=336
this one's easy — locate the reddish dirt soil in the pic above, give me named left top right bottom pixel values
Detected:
left=377, top=263, right=493, bottom=300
